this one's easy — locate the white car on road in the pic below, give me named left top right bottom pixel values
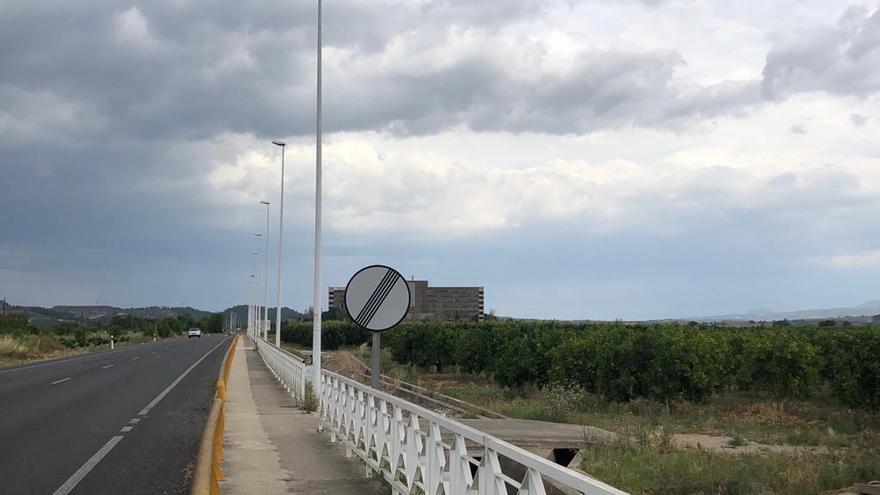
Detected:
left=187, top=328, right=202, bottom=338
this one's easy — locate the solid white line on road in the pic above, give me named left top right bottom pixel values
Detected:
left=102, top=364, right=114, bottom=369
left=137, top=338, right=228, bottom=417
left=51, top=435, right=123, bottom=495
left=50, top=337, right=230, bottom=495
left=51, top=377, right=71, bottom=385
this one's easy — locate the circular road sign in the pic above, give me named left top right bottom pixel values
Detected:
left=344, top=265, right=411, bottom=332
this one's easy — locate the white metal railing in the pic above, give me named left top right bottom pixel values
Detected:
left=255, top=337, right=627, bottom=495
left=255, top=336, right=307, bottom=403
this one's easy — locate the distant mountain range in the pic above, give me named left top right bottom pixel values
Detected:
left=693, top=300, right=880, bottom=322
left=15, top=305, right=214, bottom=326
left=8, top=304, right=303, bottom=327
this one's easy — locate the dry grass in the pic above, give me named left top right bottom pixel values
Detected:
left=0, top=334, right=80, bottom=367
left=0, top=335, right=29, bottom=359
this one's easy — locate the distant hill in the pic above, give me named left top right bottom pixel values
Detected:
left=7, top=303, right=304, bottom=328
left=15, top=305, right=214, bottom=326
left=693, top=300, right=880, bottom=323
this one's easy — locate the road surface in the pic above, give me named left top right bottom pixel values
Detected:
left=0, top=334, right=231, bottom=495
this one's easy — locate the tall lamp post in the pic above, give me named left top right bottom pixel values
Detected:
left=259, top=202, right=271, bottom=343
left=251, top=251, right=260, bottom=338
left=272, top=141, right=286, bottom=348
left=312, top=0, right=324, bottom=402
left=249, top=273, right=256, bottom=339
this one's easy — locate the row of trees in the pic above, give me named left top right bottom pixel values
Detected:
left=283, top=320, right=880, bottom=410
left=280, top=321, right=372, bottom=350
left=0, top=312, right=226, bottom=348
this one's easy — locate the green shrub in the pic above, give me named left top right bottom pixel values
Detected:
left=820, top=327, right=880, bottom=409
left=278, top=318, right=880, bottom=410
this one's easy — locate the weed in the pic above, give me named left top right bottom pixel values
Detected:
left=728, top=433, right=748, bottom=447
left=303, top=383, right=318, bottom=413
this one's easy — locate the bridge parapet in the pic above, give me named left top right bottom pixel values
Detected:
left=255, top=337, right=308, bottom=403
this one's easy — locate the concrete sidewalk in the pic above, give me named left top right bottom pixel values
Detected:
left=220, top=338, right=384, bottom=495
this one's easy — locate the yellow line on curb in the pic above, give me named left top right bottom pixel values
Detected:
left=191, top=334, right=239, bottom=495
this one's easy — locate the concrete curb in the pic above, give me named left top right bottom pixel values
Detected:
left=192, top=334, right=239, bottom=495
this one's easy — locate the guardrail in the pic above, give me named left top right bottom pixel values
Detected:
left=254, top=336, right=627, bottom=495
left=255, top=336, right=307, bottom=405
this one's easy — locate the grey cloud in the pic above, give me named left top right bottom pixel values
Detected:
left=0, top=0, right=761, bottom=144
left=325, top=49, right=761, bottom=136
left=850, top=113, right=869, bottom=127
left=762, top=6, right=880, bottom=99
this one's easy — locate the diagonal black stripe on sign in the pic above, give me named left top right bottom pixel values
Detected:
left=359, top=271, right=398, bottom=327
left=361, top=271, right=400, bottom=327
left=355, top=269, right=394, bottom=326
left=355, top=269, right=395, bottom=326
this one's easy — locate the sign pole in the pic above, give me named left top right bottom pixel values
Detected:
left=371, top=332, right=381, bottom=388
left=342, top=264, right=411, bottom=391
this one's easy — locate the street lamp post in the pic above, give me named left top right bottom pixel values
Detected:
left=272, top=141, right=286, bottom=348
left=312, top=0, right=324, bottom=403
left=251, top=253, right=260, bottom=338
left=259, top=202, right=271, bottom=343
left=249, top=273, right=256, bottom=339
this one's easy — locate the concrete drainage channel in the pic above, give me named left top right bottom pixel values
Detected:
left=191, top=335, right=239, bottom=495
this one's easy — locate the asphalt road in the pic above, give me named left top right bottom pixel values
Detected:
left=0, top=334, right=232, bottom=495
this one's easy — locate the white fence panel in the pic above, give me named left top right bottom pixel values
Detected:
left=255, top=336, right=307, bottom=404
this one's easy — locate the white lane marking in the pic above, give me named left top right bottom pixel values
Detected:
left=50, top=337, right=229, bottom=495
left=151, top=351, right=158, bottom=355
left=51, top=377, right=71, bottom=385
left=132, top=356, right=140, bottom=360
left=102, top=364, right=114, bottom=369
left=129, top=418, right=140, bottom=424
left=138, top=338, right=228, bottom=416
left=120, top=426, right=133, bottom=433
left=51, top=436, right=124, bottom=495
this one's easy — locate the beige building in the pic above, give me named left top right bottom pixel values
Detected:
left=329, top=279, right=484, bottom=321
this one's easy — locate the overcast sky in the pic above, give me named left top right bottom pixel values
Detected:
left=2, top=1, right=880, bottom=319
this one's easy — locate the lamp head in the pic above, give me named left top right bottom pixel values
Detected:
left=271, top=140, right=286, bottom=147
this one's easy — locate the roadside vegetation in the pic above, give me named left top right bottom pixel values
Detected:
left=280, top=319, right=880, bottom=494
left=0, top=311, right=226, bottom=366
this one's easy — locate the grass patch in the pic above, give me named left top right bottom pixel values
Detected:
left=580, top=438, right=880, bottom=495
